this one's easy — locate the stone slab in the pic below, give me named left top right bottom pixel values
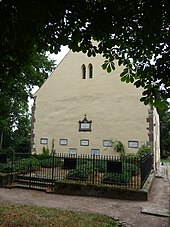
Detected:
left=141, top=207, right=170, bottom=217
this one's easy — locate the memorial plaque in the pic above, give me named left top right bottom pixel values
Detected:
left=40, top=138, right=48, bottom=144
left=103, top=140, right=112, bottom=147
left=79, top=115, right=92, bottom=132
left=107, top=161, right=122, bottom=173
left=128, top=141, right=139, bottom=148
left=59, top=139, right=68, bottom=145
left=64, top=158, right=76, bottom=169
left=80, top=139, right=89, bottom=146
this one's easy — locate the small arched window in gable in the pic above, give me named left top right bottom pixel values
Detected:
left=82, top=64, right=86, bottom=79
left=88, top=63, right=93, bottom=79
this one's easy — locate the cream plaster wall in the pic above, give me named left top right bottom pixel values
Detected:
left=153, top=108, right=160, bottom=170
left=32, top=51, right=152, bottom=156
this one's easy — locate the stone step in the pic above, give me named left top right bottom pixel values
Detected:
left=13, top=182, right=47, bottom=191
left=141, top=207, right=170, bottom=217
left=13, top=175, right=54, bottom=191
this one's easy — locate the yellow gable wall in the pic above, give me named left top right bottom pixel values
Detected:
left=32, top=51, right=150, bottom=155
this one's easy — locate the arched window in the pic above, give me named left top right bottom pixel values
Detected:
left=82, top=64, right=86, bottom=79
left=88, top=64, right=93, bottom=79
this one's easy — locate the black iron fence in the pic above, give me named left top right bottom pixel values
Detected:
left=140, top=154, right=153, bottom=188
left=0, top=153, right=153, bottom=190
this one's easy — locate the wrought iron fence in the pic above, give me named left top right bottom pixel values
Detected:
left=0, top=153, right=153, bottom=190
left=140, top=154, right=153, bottom=188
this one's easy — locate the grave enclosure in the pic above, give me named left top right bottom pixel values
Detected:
left=0, top=153, right=153, bottom=199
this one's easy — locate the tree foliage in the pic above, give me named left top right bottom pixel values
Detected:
left=0, top=48, right=55, bottom=144
left=1, top=112, right=31, bottom=153
left=0, top=43, right=54, bottom=149
left=160, top=111, right=170, bottom=158
left=1, top=0, right=170, bottom=112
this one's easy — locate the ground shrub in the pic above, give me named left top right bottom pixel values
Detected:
left=40, top=157, right=63, bottom=168
left=32, top=153, right=50, bottom=161
left=0, top=147, right=14, bottom=160
left=125, top=153, right=137, bottom=158
left=101, top=171, right=132, bottom=185
left=0, top=158, right=39, bottom=174
left=94, top=159, right=107, bottom=172
left=124, top=163, right=140, bottom=176
left=76, top=159, right=107, bottom=173
left=123, top=159, right=140, bottom=176
left=66, top=169, right=90, bottom=181
left=77, top=158, right=89, bottom=166
left=137, top=144, right=152, bottom=157
left=14, top=157, right=40, bottom=173
left=0, top=163, right=12, bottom=173
left=15, top=153, right=30, bottom=160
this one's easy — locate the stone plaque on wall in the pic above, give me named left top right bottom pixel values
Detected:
left=107, top=161, right=122, bottom=173
left=64, top=158, right=77, bottom=169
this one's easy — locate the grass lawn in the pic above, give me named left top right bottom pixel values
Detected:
left=161, top=159, right=170, bottom=163
left=0, top=204, right=119, bottom=227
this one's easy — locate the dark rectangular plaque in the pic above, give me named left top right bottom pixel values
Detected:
left=107, top=161, right=122, bottom=173
left=0, top=154, right=7, bottom=163
left=64, top=158, right=76, bottom=169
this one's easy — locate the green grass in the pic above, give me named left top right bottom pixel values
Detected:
left=161, top=159, right=170, bottom=163
left=0, top=204, right=119, bottom=227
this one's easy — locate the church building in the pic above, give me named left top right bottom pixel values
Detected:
left=31, top=50, right=160, bottom=168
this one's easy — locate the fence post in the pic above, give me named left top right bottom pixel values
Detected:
left=29, top=161, right=32, bottom=188
left=140, top=156, right=144, bottom=189
left=92, top=154, right=95, bottom=184
left=10, top=150, right=15, bottom=184
left=11, top=151, right=14, bottom=175
left=51, top=152, right=55, bottom=190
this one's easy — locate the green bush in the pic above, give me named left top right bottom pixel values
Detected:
left=161, top=152, right=169, bottom=159
left=42, top=147, right=50, bottom=156
left=40, top=158, right=63, bottom=168
left=0, top=163, right=12, bottom=173
left=15, top=153, right=30, bottom=160
left=123, top=156, right=140, bottom=176
left=137, top=144, right=152, bottom=157
left=32, top=153, right=50, bottom=161
left=123, top=162, right=140, bottom=176
left=125, top=153, right=137, bottom=158
left=32, top=147, right=51, bottom=160
left=101, top=171, right=132, bottom=185
left=14, top=158, right=40, bottom=173
left=94, top=160, right=107, bottom=173
left=112, top=140, right=125, bottom=157
left=0, top=147, right=14, bottom=160
left=77, top=159, right=107, bottom=173
left=66, top=169, right=90, bottom=181
left=77, top=158, right=89, bottom=166
left=40, top=158, right=53, bottom=168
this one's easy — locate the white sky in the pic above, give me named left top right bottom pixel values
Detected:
left=49, top=46, right=70, bottom=65
left=31, top=46, right=69, bottom=94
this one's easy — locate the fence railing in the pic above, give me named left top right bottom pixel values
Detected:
left=0, top=153, right=153, bottom=190
left=140, top=154, right=153, bottom=188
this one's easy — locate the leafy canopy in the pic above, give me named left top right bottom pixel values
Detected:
left=0, top=49, right=55, bottom=149
left=160, top=111, right=170, bottom=157
left=1, top=0, right=170, bottom=111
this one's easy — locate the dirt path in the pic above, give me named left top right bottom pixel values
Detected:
left=0, top=171, right=169, bottom=227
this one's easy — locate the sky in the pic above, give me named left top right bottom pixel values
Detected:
left=31, top=45, right=69, bottom=94
left=49, top=46, right=70, bottom=65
